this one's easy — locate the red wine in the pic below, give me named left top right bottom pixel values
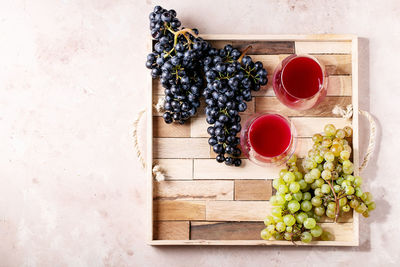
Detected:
left=248, top=114, right=292, bottom=157
left=282, top=56, right=323, bottom=99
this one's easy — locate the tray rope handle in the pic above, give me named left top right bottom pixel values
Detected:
left=132, top=97, right=166, bottom=181
left=332, top=104, right=376, bottom=173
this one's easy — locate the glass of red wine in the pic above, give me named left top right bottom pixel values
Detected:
left=240, top=113, right=297, bottom=166
left=273, top=55, right=327, bottom=110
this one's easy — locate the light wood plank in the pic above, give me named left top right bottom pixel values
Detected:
left=208, top=40, right=295, bottom=54
left=205, top=200, right=353, bottom=222
left=149, top=239, right=357, bottom=246
left=194, top=159, right=282, bottom=180
left=191, top=221, right=353, bottom=241
left=153, top=138, right=210, bottom=158
left=250, top=54, right=352, bottom=75
left=153, top=159, right=193, bottom=180
left=206, top=201, right=269, bottom=221
left=292, top=117, right=352, bottom=137
left=153, top=116, right=191, bottom=137
left=154, top=180, right=234, bottom=200
left=154, top=221, right=189, bottom=240
left=234, top=180, right=272, bottom=200
left=154, top=200, right=205, bottom=220
left=255, top=96, right=351, bottom=117
left=295, top=41, right=352, bottom=54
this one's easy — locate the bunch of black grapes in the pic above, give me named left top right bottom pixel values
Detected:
left=146, top=5, right=210, bottom=124
left=202, top=45, right=268, bottom=166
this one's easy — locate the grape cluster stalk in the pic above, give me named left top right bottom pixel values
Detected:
left=261, top=125, right=375, bottom=243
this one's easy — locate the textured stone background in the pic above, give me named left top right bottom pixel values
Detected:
left=0, top=0, right=399, bottom=266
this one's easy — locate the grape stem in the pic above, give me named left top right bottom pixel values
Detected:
left=238, top=45, right=253, bottom=63
left=326, top=178, right=340, bottom=222
left=163, top=23, right=199, bottom=57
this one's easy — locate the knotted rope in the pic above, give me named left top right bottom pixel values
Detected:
left=132, top=97, right=166, bottom=181
left=332, top=104, right=376, bottom=172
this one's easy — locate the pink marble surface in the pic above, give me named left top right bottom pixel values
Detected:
left=1, top=0, right=399, bottom=266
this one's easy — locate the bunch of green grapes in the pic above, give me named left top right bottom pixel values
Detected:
left=302, top=124, right=375, bottom=220
left=260, top=155, right=331, bottom=243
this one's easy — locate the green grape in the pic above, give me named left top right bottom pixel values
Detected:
left=333, top=184, right=341, bottom=193
left=324, top=151, right=335, bottom=162
left=272, top=207, right=282, bottom=217
left=275, top=194, right=286, bottom=205
left=326, top=209, right=336, bottom=219
left=368, top=202, right=376, bottom=211
left=301, top=200, right=312, bottom=212
left=342, top=204, right=351, bottom=212
left=278, top=184, right=289, bottom=194
left=324, top=124, right=336, bottom=136
left=289, top=165, right=298, bottom=172
left=355, top=187, right=363, bottom=197
left=317, top=164, right=324, bottom=172
left=303, top=192, right=312, bottom=201
left=343, top=166, right=354, bottom=175
left=345, top=185, right=355, bottom=195
left=314, top=188, right=323, bottom=197
left=312, top=133, right=323, bottom=143
left=355, top=203, right=367, bottom=214
left=298, top=179, right=307, bottom=190
left=287, top=154, right=297, bottom=164
left=283, top=214, right=296, bottom=227
left=349, top=199, right=360, bottom=209
left=335, top=129, right=346, bottom=139
left=294, top=171, right=303, bottom=181
left=301, top=231, right=313, bottom=243
left=293, top=192, right=303, bottom=202
left=310, top=225, right=323, bottom=237
left=310, top=168, right=321, bottom=179
left=330, top=144, right=343, bottom=157
left=274, top=232, right=284, bottom=240
left=327, top=202, right=336, bottom=211
left=343, top=145, right=352, bottom=154
left=323, top=161, right=334, bottom=171
left=342, top=160, right=353, bottom=168
left=339, top=197, right=348, bottom=207
left=311, top=196, right=322, bottom=207
left=284, top=232, right=292, bottom=241
left=283, top=172, right=296, bottom=183
left=342, top=139, right=349, bottom=146
left=362, top=210, right=370, bottom=218
left=315, top=178, right=325, bottom=187
left=308, top=149, right=318, bottom=158
left=289, top=182, right=300, bottom=193
left=261, top=228, right=272, bottom=240
left=303, top=218, right=316, bottom=229
left=340, top=150, right=350, bottom=160
left=276, top=221, right=286, bottom=232
left=321, top=170, right=332, bottom=180
left=335, top=164, right=343, bottom=174
left=295, top=212, right=308, bottom=224
left=342, top=180, right=351, bottom=187
left=306, top=210, right=314, bottom=218
left=285, top=193, right=293, bottom=201
left=364, top=192, right=373, bottom=204
left=343, top=126, right=353, bottom=137
left=360, top=192, right=368, bottom=202
left=304, top=173, right=315, bottom=184
left=314, top=154, right=323, bottom=164
left=303, top=184, right=311, bottom=192
left=267, top=224, right=276, bottom=234
left=279, top=169, right=288, bottom=178
left=354, top=176, right=362, bottom=187
left=314, top=206, right=325, bottom=216
left=336, top=177, right=344, bottom=185
left=286, top=226, right=293, bottom=233
left=264, top=215, right=275, bottom=226
left=321, top=231, right=333, bottom=241
left=345, top=175, right=355, bottom=182
left=288, top=200, right=300, bottom=213
left=273, top=177, right=285, bottom=190
left=321, top=184, right=331, bottom=194
left=322, top=138, right=332, bottom=148
left=332, top=138, right=344, bottom=146
left=269, top=196, right=278, bottom=206
left=273, top=216, right=283, bottom=223
left=305, top=159, right=317, bottom=170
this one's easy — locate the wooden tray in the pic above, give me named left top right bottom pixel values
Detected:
left=147, top=34, right=359, bottom=246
